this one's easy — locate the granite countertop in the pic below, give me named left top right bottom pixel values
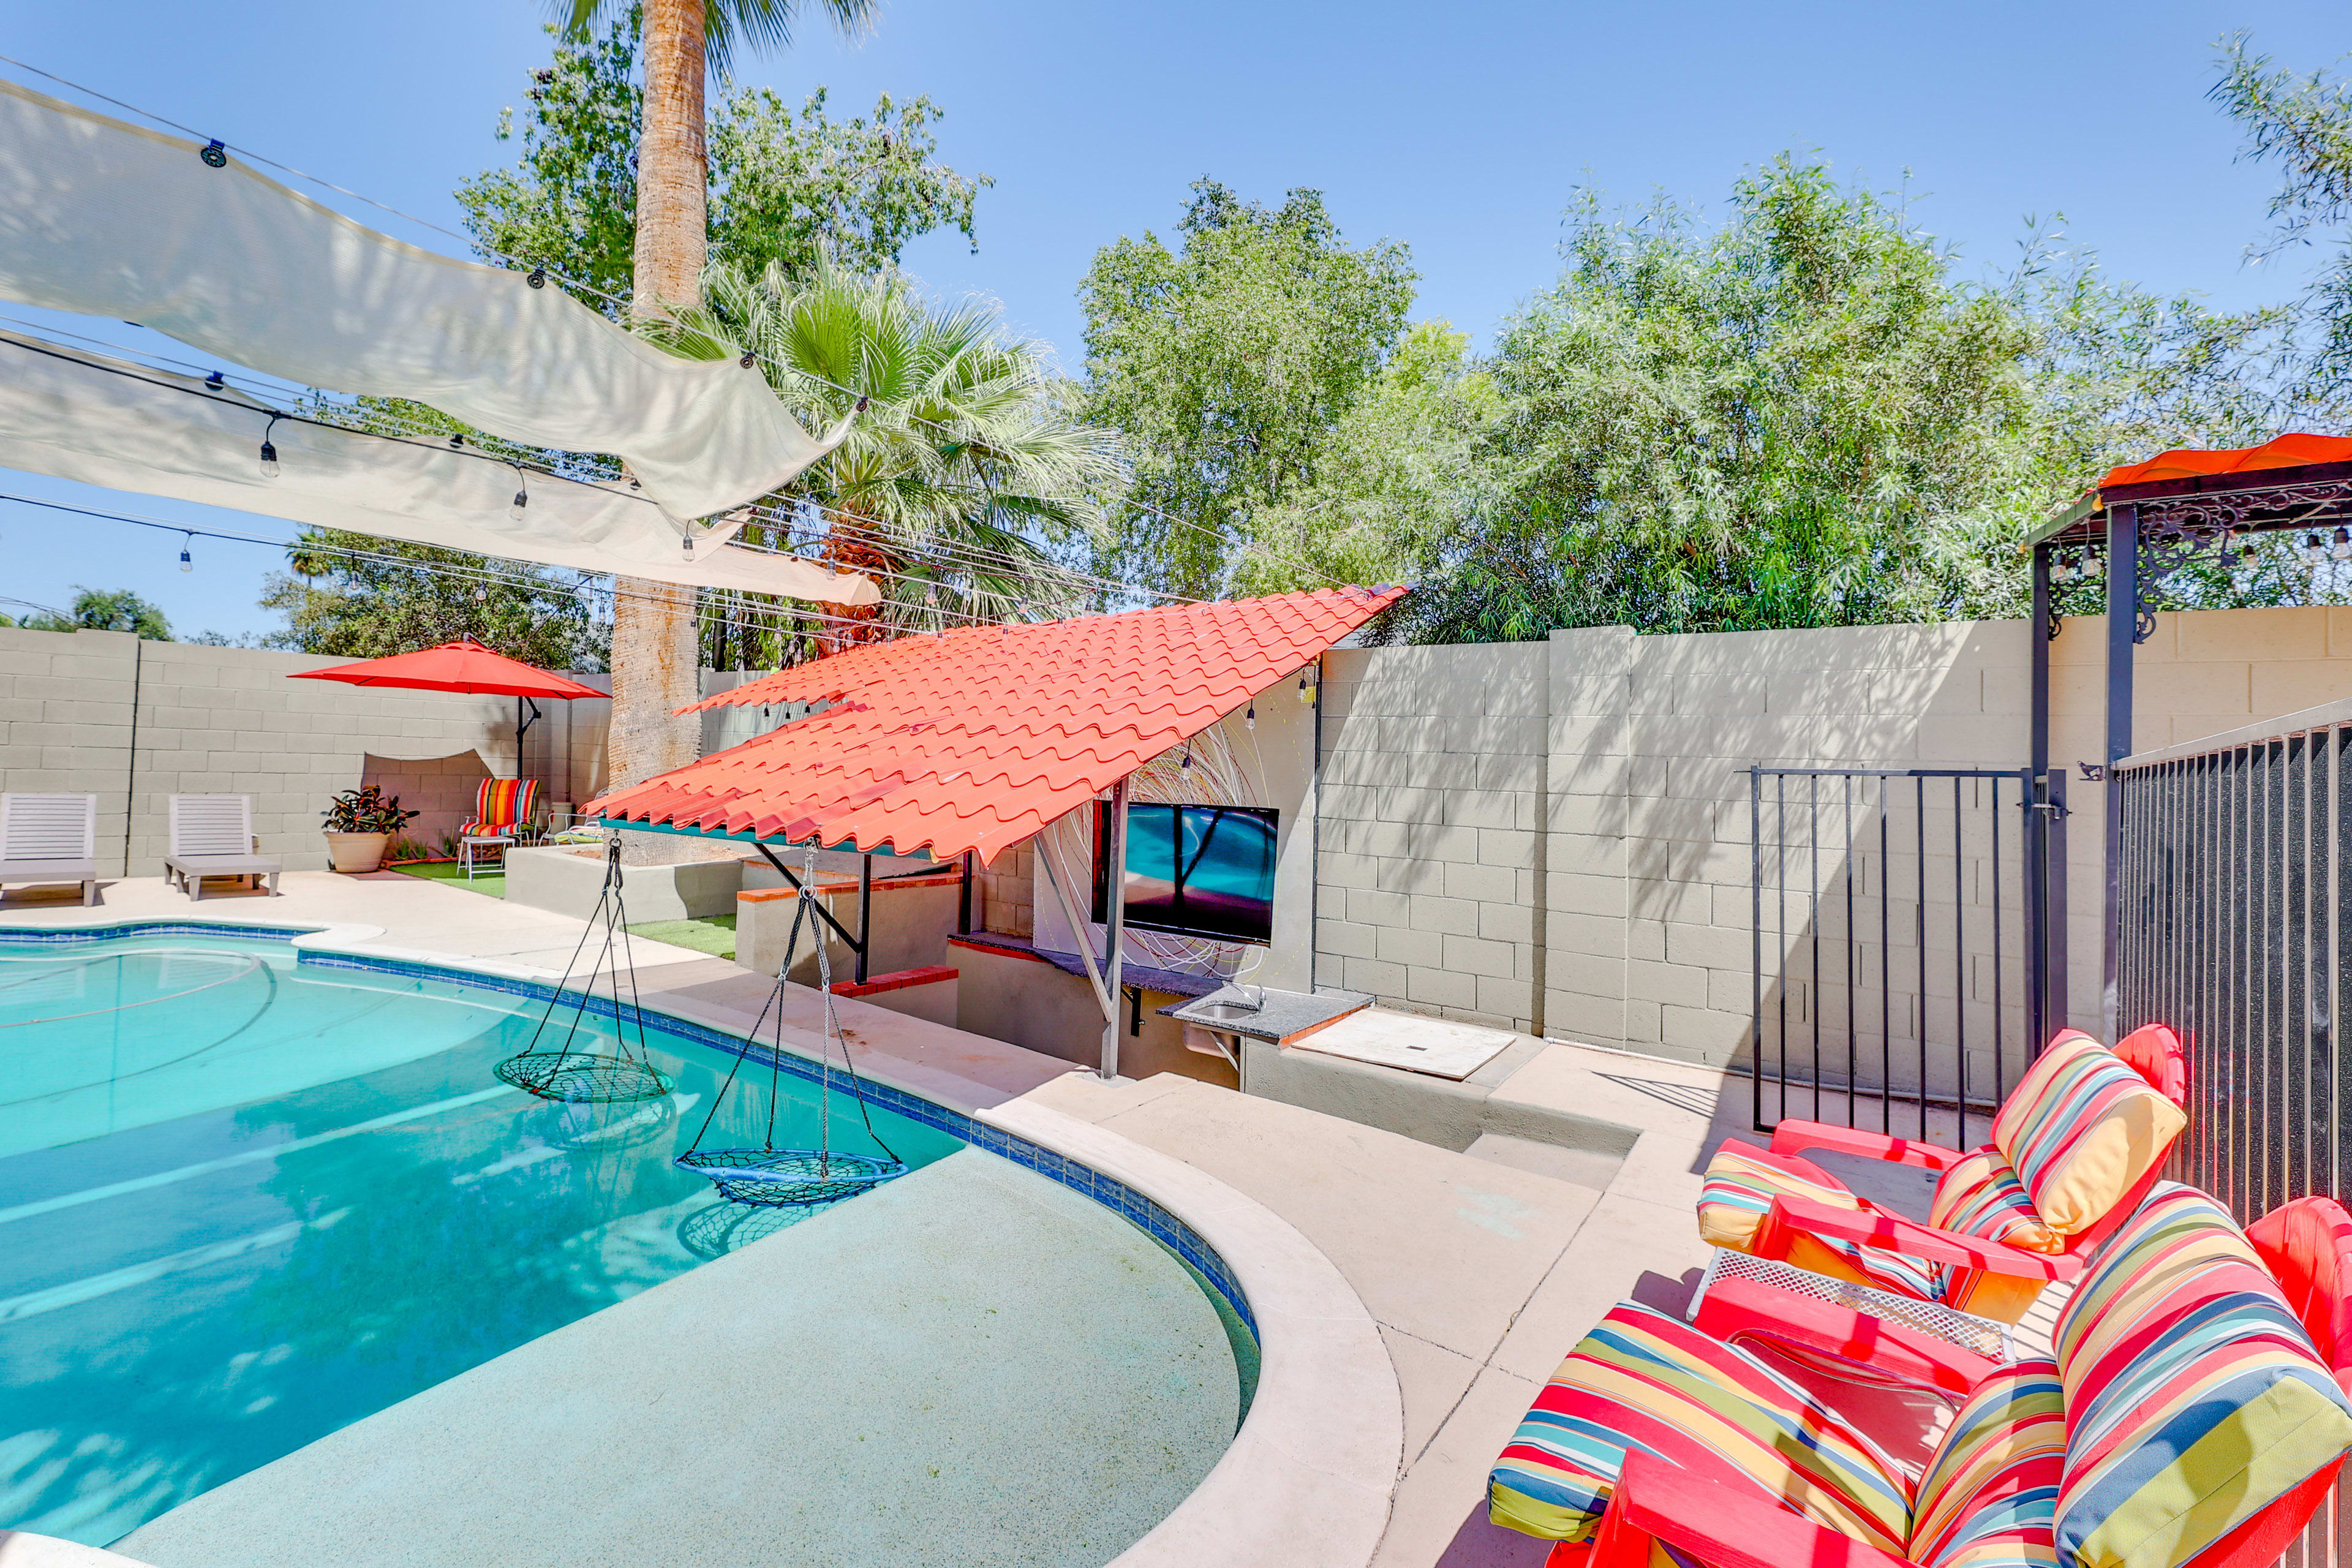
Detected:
left=1156, top=984, right=1373, bottom=1044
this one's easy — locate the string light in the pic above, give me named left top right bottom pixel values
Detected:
left=509, top=467, right=529, bottom=522
left=258, top=414, right=281, bottom=478
left=178, top=533, right=192, bottom=572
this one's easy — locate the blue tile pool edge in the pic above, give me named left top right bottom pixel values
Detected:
left=0, top=923, right=1258, bottom=1348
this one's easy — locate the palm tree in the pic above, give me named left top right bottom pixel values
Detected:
left=548, top=0, right=878, bottom=804
left=649, top=254, right=1125, bottom=651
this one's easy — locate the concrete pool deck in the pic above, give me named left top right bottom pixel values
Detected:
left=1, top=875, right=1733, bottom=1568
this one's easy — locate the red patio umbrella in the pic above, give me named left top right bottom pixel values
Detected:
left=289, top=638, right=606, bottom=780
left=288, top=639, right=605, bottom=701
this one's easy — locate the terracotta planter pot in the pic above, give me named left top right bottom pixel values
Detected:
left=324, top=831, right=391, bottom=874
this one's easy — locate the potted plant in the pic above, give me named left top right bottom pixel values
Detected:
left=322, top=786, right=421, bottom=874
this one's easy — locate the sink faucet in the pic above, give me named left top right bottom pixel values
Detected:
left=1229, top=951, right=1266, bottom=1012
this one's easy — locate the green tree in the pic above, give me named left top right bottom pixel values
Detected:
left=459, top=15, right=986, bottom=311
left=1379, top=159, right=2297, bottom=645
left=53, top=587, right=173, bottom=639
left=647, top=253, right=1124, bottom=650
left=2211, top=34, right=2352, bottom=400
left=1079, top=179, right=1416, bottom=598
left=1233, top=320, right=1501, bottom=595
left=262, top=531, right=606, bottom=671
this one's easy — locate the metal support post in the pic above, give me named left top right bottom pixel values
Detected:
left=2027, top=544, right=2052, bottom=1051
left=1101, top=777, right=1129, bottom=1081
left=2103, top=502, right=2139, bottom=1042
left=957, top=850, right=974, bottom=935
left=856, top=851, right=873, bottom=986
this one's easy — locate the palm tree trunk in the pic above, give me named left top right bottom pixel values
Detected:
left=607, top=0, right=707, bottom=851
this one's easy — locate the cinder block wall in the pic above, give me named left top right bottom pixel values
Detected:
left=1315, top=606, right=2352, bottom=1071
left=1315, top=643, right=1549, bottom=1027
left=0, top=628, right=513, bottom=876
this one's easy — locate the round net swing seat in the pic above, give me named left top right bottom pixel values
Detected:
left=675, top=1148, right=907, bottom=1207
left=494, top=1052, right=675, bottom=1104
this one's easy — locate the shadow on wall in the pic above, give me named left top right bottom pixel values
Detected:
left=362, top=752, right=489, bottom=855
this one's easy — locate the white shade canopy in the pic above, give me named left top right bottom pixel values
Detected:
left=0, top=78, right=848, bottom=527
left=0, top=330, right=881, bottom=603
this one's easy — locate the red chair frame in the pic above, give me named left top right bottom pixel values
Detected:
left=1740, top=1025, right=2186, bottom=1327
left=1560, top=1195, right=2352, bottom=1568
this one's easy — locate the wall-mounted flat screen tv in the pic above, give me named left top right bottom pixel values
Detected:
left=1093, top=802, right=1279, bottom=945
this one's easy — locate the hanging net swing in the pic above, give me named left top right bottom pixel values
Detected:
left=676, top=849, right=906, bottom=1207
left=494, top=834, right=676, bottom=1104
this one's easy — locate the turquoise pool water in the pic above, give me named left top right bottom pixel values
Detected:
left=0, top=930, right=964, bottom=1547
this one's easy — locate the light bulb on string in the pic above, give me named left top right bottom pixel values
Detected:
left=178, top=535, right=193, bottom=573
left=509, top=477, right=529, bottom=522
left=258, top=413, right=282, bottom=478
left=1244, top=703, right=1255, bottom=730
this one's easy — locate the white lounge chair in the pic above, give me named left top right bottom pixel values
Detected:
left=165, top=794, right=281, bottom=902
left=0, top=792, right=100, bottom=905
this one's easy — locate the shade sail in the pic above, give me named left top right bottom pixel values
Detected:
left=584, top=586, right=1409, bottom=862
left=2101, top=434, right=2352, bottom=491
left=288, top=639, right=606, bottom=700
left=0, top=79, right=845, bottom=522
left=0, top=330, right=881, bottom=603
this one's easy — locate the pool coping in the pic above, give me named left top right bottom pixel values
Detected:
left=0, top=919, right=1406, bottom=1568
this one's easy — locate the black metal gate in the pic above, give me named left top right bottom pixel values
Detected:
left=1750, top=765, right=2067, bottom=1147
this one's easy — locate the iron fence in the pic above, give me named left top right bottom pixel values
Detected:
left=1750, top=765, right=2064, bottom=1148
left=2113, top=714, right=2352, bottom=1568
left=2114, top=720, right=2351, bottom=1223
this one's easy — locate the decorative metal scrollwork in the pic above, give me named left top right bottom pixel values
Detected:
left=2133, top=516, right=2236, bottom=644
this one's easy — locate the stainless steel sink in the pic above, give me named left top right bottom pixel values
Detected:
left=1186, top=1001, right=1264, bottom=1024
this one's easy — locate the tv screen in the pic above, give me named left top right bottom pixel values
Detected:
left=1094, top=802, right=1278, bottom=944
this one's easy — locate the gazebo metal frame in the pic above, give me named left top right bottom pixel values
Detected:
left=2023, top=454, right=2352, bottom=1035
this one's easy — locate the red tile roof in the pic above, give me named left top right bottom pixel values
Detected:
left=2101, top=434, right=2352, bottom=490
left=584, top=586, right=1406, bottom=862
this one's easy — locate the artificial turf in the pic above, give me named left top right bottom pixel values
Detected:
left=386, top=861, right=737, bottom=959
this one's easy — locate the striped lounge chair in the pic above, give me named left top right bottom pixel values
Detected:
left=1490, top=1183, right=2352, bottom=1568
left=1694, top=1026, right=2187, bottom=1322
left=461, top=778, right=539, bottom=842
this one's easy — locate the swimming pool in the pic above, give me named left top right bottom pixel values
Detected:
left=0, top=927, right=1242, bottom=1555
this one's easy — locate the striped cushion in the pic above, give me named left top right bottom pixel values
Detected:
left=1907, top=1360, right=2066, bottom=1568
left=2054, top=1184, right=2352, bottom=1568
left=1929, top=1147, right=2061, bottom=1255
left=1990, top=1036, right=2185, bottom=1238
left=1487, top=1302, right=1912, bottom=1550
left=463, top=777, right=537, bottom=834
left=1696, top=1141, right=1864, bottom=1251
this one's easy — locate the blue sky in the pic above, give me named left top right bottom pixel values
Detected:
left=1, top=0, right=2345, bottom=638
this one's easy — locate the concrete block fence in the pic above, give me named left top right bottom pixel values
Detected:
left=1314, top=606, right=2352, bottom=1072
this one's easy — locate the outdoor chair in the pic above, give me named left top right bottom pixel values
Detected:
left=1694, top=1025, right=2187, bottom=1323
left=0, top=792, right=99, bottom=905
left=461, top=778, right=540, bottom=842
left=1489, top=1183, right=2352, bottom=1568
left=164, top=794, right=281, bottom=901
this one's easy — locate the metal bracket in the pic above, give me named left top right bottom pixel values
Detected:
left=750, top=841, right=864, bottom=954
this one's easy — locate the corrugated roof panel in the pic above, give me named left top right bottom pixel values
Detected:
left=584, top=586, right=1406, bottom=863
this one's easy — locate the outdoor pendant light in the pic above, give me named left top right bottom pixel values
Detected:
left=510, top=468, right=529, bottom=522
left=178, top=535, right=193, bottom=572
left=1244, top=704, right=1255, bottom=729
left=259, top=414, right=282, bottom=477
